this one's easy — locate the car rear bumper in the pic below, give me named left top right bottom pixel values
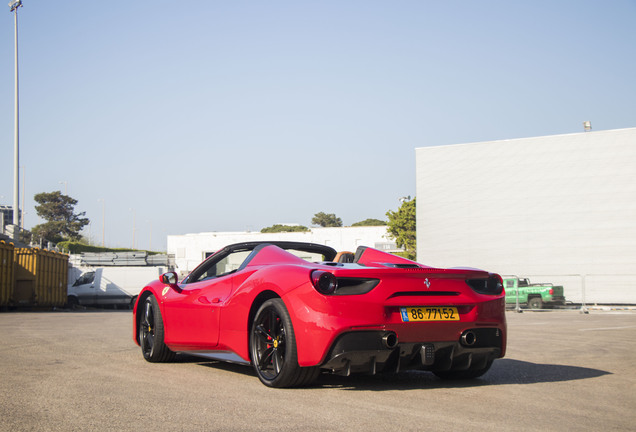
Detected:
left=548, top=296, right=566, bottom=305
left=320, top=328, right=503, bottom=375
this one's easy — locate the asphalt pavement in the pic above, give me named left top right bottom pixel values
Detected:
left=1, top=309, right=635, bottom=431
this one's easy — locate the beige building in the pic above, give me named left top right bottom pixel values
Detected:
left=416, top=127, right=636, bottom=304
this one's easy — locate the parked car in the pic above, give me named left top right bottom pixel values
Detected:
left=133, top=241, right=507, bottom=388
left=503, top=276, right=566, bottom=309
left=68, top=266, right=165, bottom=308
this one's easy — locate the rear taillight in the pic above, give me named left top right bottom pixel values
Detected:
left=310, top=271, right=380, bottom=295
left=466, top=273, right=504, bottom=295
left=311, top=270, right=337, bottom=295
left=549, top=288, right=554, bottom=295
left=335, top=278, right=379, bottom=295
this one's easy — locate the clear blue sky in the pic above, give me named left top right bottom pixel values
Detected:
left=2, top=1, right=635, bottom=251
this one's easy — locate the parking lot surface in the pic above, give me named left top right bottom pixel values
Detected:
left=1, top=309, right=635, bottom=431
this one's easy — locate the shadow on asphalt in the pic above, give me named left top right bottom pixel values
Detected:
left=185, top=355, right=610, bottom=391
left=487, top=358, right=611, bottom=384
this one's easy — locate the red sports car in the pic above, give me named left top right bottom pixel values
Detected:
left=133, top=241, right=506, bottom=388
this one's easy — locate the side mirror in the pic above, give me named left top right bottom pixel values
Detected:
left=159, top=272, right=181, bottom=292
left=160, top=272, right=178, bottom=285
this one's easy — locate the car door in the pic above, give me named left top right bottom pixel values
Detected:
left=161, top=277, right=233, bottom=349
left=504, top=279, right=518, bottom=304
left=161, top=249, right=250, bottom=350
left=95, top=269, right=125, bottom=306
left=70, top=270, right=97, bottom=305
left=96, top=269, right=131, bottom=306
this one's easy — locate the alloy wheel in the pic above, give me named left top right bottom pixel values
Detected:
left=252, top=306, right=287, bottom=380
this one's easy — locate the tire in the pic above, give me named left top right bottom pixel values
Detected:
left=138, top=295, right=176, bottom=362
left=250, top=299, right=319, bottom=388
left=528, top=297, right=543, bottom=310
left=433, top=359, right=494, bottom=380
left=66, top=296, right=79, bottom=309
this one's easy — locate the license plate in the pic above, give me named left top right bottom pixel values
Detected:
left=400, top=307, right=459, bottom=322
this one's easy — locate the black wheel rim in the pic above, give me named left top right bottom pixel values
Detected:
left=140, top=299, right=155, bottom=357
left=253, top=306, right=286, bottom=381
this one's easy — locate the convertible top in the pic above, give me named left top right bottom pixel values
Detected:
left=218, top=241, right=338, bottom=262
left=184, top=241, right=337, bottom=284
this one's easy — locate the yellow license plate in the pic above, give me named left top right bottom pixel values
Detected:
left=400, top=307, right=459, bottom=322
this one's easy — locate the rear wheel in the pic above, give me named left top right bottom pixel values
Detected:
left=433, top=360, right=493, bottom=380
left=250, top=298, right=319, bottom=388
left=528, top=297, right=543, bottom=310
left=139, top=295, right=175, bottom=362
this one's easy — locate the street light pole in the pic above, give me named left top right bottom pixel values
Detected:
left=21, top=165, right=25, bottom=229
left=10, top=0, right=23, bottom=227
left=98, top=198, right=105, bottom=247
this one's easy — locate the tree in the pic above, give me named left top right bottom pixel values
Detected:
left=386, top=197, right=416, bottom=260
left=311, top=212, right=343, bottom=227
left=351, top=218, right=387, bottom=227
left=260, top=224, right=310, bottom=233
left=31, top=191, right=89, bottom=244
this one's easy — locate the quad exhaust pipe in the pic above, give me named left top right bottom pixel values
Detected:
left=382, top=332, right=398, bottom=349
left=460, top=330, right=477, bottom=347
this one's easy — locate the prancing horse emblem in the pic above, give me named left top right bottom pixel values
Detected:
left=424, top=278, right=431, bottom=289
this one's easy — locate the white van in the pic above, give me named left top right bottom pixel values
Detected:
left=67, top=266, right=165, bottom=308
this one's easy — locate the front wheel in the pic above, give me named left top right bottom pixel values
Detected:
left=138, top=295, right=175, bottom=362
left=250, top=299, right=319, bottom=388
left=66, top=296, right=79, bottom=309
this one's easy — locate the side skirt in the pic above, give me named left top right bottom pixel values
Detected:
left=185, top=351, right=251, bottom=365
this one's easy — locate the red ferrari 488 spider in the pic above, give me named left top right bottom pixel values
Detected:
left=133, top=241, right=506, bottom=387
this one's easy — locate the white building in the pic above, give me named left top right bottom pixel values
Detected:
left=416, top=127, right=636, bottom=304
left=167, top=226, right=397, bottom=274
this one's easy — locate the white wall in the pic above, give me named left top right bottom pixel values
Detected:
left=167, top=226, right=396, bottom=274
left=416, top=127, right=636, bottom=304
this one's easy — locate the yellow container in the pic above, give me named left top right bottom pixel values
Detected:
left=0, top=241, right=15, bottom=307
left=14, top=247, right=69, bottom=307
